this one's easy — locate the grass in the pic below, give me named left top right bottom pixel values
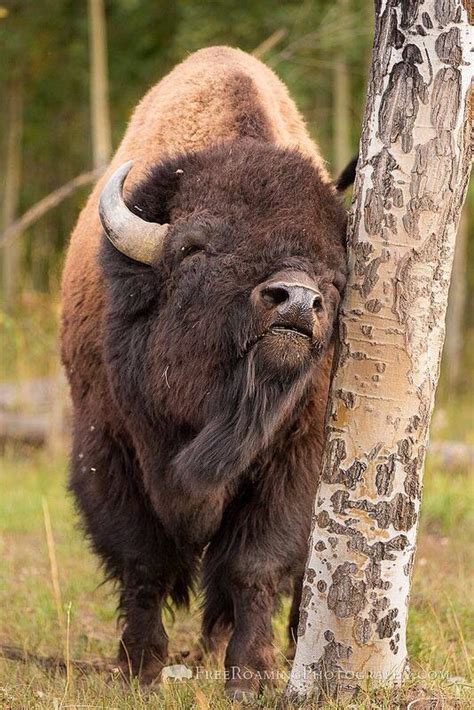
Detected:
left=0, top=298, right=473, bottom=707
left=0, top=446, right=472, bottom=709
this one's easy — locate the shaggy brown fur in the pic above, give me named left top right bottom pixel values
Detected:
left=61, top=47, right=349, bottom=699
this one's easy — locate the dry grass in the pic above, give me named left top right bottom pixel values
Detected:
left=0, top=447, right=472, bottom=709
left=0, top=299, right=472, bottom=707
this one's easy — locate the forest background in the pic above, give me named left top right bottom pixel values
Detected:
left=0, top=2, right=472, bottom=707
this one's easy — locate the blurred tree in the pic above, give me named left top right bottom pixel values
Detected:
left=0, top=0, right=470, bottom=392
left=1, top=78, right=23, bottom=309
left=88, top=0, right=111, bottom=168
left=332, top=0, right=351, bottom=173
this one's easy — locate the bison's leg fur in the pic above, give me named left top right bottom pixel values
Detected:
left=202, top=546, right=279, bottom=699
left=223, top=579, right=278, bottom=701
left=286, top=575, right=303, bottom=661
left=69, top=421, right=195, bottom=683
left=118, top=564, right=168, bottom=683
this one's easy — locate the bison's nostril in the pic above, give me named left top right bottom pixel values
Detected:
left=312, top=294, right=323, bottom=311
left=261, top=286, right=289, bottom=308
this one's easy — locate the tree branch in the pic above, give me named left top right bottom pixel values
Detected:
left=0, top=168, right=104, bottom=247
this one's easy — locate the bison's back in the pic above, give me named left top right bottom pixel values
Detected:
left=61, top=46, right=327, bottom=412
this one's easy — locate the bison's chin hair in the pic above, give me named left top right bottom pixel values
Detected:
left=171, top=347, right=314, bottom=491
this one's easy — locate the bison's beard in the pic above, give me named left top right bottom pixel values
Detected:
left=171, top=345, right=315, bottom=492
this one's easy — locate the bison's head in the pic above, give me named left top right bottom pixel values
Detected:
left=100, top=139, right=347, bottom=488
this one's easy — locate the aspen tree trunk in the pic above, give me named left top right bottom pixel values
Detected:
left=287, top=0, right=472, bottom=702
left=1, top=80, right=23, bottom=308
left=333, top=0, right=351, bottom=174
left=88, top=0, right=112, bottom=169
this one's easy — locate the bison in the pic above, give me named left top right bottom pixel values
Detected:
left=61, top=46, right=354, bottom=700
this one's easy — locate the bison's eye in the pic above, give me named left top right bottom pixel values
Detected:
left=180, top=243, right=204, bottom=259
left=175, top=230, right=208, bottom=262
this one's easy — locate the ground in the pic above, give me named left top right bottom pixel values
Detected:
left=0, top=392, right=472, bottom=709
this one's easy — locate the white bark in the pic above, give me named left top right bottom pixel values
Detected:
left=287, top=0, right=472, bottom=702
left=88, top=0, right=112, bottom=169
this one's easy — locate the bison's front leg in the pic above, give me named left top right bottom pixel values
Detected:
left=118, top=563, right=169, bottom=684
left=223, top=578, right=277, bottom=702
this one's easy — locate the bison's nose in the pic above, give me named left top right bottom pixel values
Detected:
left=259, top=282, right=322, bottom=313
left=252, top=271, right=323, bottom=336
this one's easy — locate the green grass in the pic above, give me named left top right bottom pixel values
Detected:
left=1, top=299, right=473, bottom=706
left=0, top=445, right=472, bottom=709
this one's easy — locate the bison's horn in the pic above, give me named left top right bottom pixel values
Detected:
left=99, top=160, right=169, bottom=265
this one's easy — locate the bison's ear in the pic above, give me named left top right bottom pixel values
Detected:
left=335, top=154, right=358, bottom=192
left=129, top=160, right=184, bottom=226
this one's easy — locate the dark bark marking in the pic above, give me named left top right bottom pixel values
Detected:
left=389, top=638, right=400, bottom=654
left=369, top=595, right=391, bottom=622
left=337, top=389, right=356, bottom=409
left=398, top=437, right=413, bottom=461
left=351, top=351, right=368, bottom=360
left=373, top=5, right=406, bottom=92
left=349, top=493, right=417, bottom=531
left=338, top=319, right=351, bottom=366
left=404, top=550, right=416, bottom=577
left=315, top=540, right=327, bottom=552
left=301, top=583, right=313, bottom=610
left=297, top=609, right=308, bottom=638
left=330, top=489, right=350, bottom=515
left=368, top=442, right=383, bottom=460
left=361, top=324, right=373, bottom=338
left=307, top=632, right=353, bottom=696
left=435, top=0, right=462, bottom=26
left=366, top=560, right=391, bottom=592
left=376, top=454, right=396, bottom=495
left=344, top=461, right=367, bottom=489
left=431, top=67, right=462, bottom=130
left=409, top=414, right=421, bottom=432
left=323, top=438, right=347, bottom=485
left=354, top=240, right=374, bottom=271
left=297, top=583, right=314, bottom=637
left=318, top=507, right=356, bottom=538
left=326, top=493, right=411, bottom=556
left=354, top=250, right=391, bottom=299
left=422, top=11, right=434, bottom=28
left=324, top=457, right=367, bottom=490
left=365, top=298, right=383, bottom=313
left=377, top=608, right=401, bottom=639
left=348, top=531, right=409, bottom=565
left=404, top=132, right=457, bottom=242
left=404, top=459, right=422, bottom=499
left=435, top=27, right=463, bottom=66
left=327, top=563, right=367, bottom=618
left=378, top=45, right=428, bottom=153
left=353, top=616, right=372, bottom=645
left=364, top=149, right=403, bottom=236
left=317, top=580, right=327, bottom=593
left=400, top=0, right=424, bottom=29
